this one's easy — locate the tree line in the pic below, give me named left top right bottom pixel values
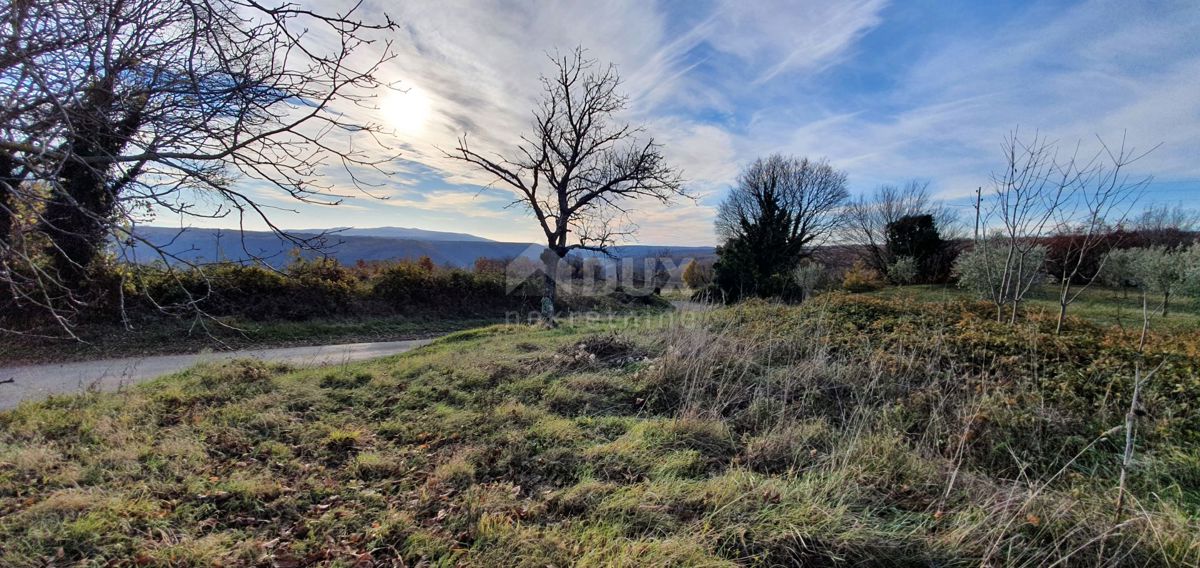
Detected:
left=3, top=16, right=1197, bottom=336
left=690, top=146, right=1199, bottom=334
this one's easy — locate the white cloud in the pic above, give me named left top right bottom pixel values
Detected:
left=181, top=0, right=1199, bottom=244
left=339, top=0, right=893, bottom=243
left=378, top=189, right=513, bottom=219
left=736, top=0, right=1200, bottom=202
left=706, top=0, right=887, bottom=83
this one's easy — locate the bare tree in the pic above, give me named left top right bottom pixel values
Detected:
left=449, top=48, right=685, bottom=326
left=715, top=154, right=848, bottom=250
left=842, top=180, right=960, bottom=274
left=1131, top=203, right=1199, bottom=249
left=973, top=131, right=1077, bottom=324
left=0, top=0, right=398, bottom=336
left=1047, top=136, right=1150, bottom=334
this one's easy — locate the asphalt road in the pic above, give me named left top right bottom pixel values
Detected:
left=0, top=339, right=433, bottom=410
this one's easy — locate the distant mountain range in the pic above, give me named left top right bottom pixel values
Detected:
left=295, top=226, right=494, bottom=242
left=119, top=226, right=715, bottom=269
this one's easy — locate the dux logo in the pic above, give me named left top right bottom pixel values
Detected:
left=505, top=244, right=691, bottom=297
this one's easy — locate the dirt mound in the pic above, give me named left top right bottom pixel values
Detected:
left=553, top=333, right=647, bottom=369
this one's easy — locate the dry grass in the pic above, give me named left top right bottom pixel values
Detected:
left=0, top=297, right=1197, bottom=566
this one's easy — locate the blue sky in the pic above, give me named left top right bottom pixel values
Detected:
left=182, top=0, right=1200, bottom=245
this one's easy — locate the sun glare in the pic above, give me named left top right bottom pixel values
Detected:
left=382, top=87, right=433, bottom=135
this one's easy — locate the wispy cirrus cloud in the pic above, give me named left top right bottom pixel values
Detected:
left=747, top=0, right=1200, bottom=204
left=185, top=0, right=1198, bottom=245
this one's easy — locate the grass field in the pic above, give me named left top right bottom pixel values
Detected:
left=1, top=293, right=1198, bottom=566
left=869, top=283, right=1200, bottom=331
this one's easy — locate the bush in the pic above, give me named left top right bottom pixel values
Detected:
left=841, top=260, right=884, bottom=292
left=473, top=257, right=507, bottom=275
left=681, top=259, right=714, bottom=289
left=98, top=256, right=539, bottom=323
left=133, top=257, right=364, bottom=320
left=372, top=261, right=512, bottom=311
left=792, top=260, right=828, bottom=299
left=1043, top=229, right=1121, bottom=286
left=1184, top=245, right=1200, bottom=298
left=1129, top=245, right=1189, bottom=315
left=1100, top=247, right=1139, bottom=290
left=953, top=239, right=1047, bottom=301
left=886, top=256, right=918, bottom=285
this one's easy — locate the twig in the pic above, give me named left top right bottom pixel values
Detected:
left=1114, top=361, right=1163, bottom=524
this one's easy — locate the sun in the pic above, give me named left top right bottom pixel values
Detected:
left=381, top=86, right=433, bottom=135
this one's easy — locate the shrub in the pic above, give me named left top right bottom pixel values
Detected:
left=953, top=239, right=1047, bottom=301
left=1130, top=245, right=1188, bottom=315
left=1043, top=228, right=1122, bottom=286
left=681, top=259, right=714, bottom=289
left=841, top=260, right=884, bottom=292
left=1100, top=247, right=1139, bottom=291
left=371, top=260, right=534, bottom=315
left=1183, top=244, right=1200, bottom=298
left=473, top=257, right=507, bottom=275
left=283, top=256, right=362, bottom=312
left=133, top=258, right=363, bottom=320
left=886, top=256, right=919, bottom=285
left=792, top=260, right=828, bottom=299
left=91, top=256, right=540, bottom=323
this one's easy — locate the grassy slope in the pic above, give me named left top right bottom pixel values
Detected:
left=1, top=295, right=1198, bottom=566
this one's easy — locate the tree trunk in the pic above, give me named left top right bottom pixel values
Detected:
left=1161, top=291, right=1170, bottom=318
left=539, top=248, right=562, bottom=328
left=1055, top=278, right=1071, bottom=335
left=1139, top=292, right=1150, bottom=353
left=40, top=79, right=145, bottom=291
left=42, top=157, right=114, bottom=289
left=541, top=271, right=557, bottom=327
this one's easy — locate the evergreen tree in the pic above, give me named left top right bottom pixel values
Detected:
left=885, top=214, right=947, bottom=282
left=714, top=187, right=805, bottom=300
left=713, top=155, right=846, bottom=301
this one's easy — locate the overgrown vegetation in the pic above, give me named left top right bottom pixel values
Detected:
left=2, top=294, right=1197, bottom=566
left=0, top=256, right=669, bottom=364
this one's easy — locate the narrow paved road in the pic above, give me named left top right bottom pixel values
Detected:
left=0, top=339, right=433, bottom=410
